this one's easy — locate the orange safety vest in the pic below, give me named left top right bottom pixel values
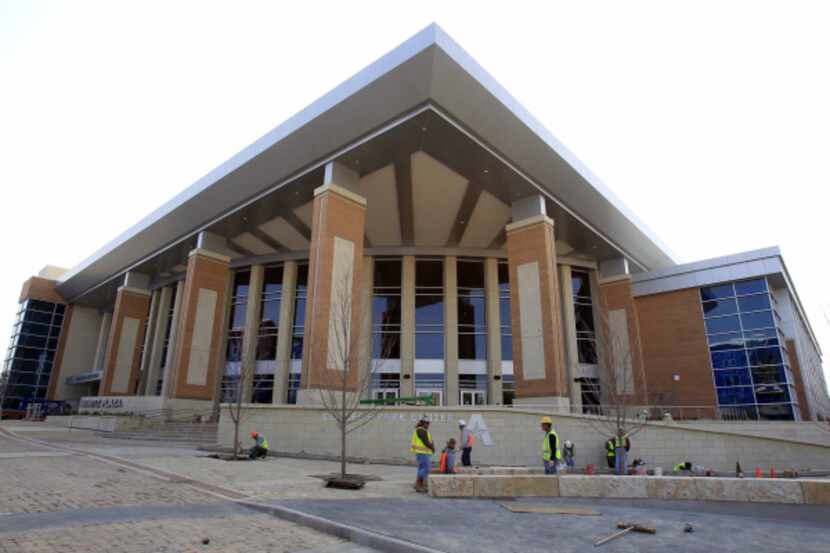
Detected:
left=439, top=450, right=454, bottom=473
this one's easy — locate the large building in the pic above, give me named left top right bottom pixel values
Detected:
left=2, top=25, right=828, bottom=421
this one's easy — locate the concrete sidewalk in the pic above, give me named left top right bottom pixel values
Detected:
left=249, top=496, right=830, bottom=553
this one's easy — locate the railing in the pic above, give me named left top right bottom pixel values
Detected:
left=500, top=403, right=777, bottom=422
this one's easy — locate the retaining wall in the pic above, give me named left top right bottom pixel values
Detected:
left=217, top=405, right=830, bottom=472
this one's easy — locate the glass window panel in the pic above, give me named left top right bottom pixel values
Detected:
left=251, top=375, right=274, bottom=404
left=373, top=296, right=402, bottom=326
left=293, top=298, right=306, bottom=328
left=735, top=278, right=767, bottom=296
left=701, top=298, right=738, bottom=318
left=714, top=368, right=752, bottom=387
left=230, top=304, right=247, bottom=329
left=498, top=263, right=510, bottom=290
left=458, top=333, right=486, bottom=360
left=700, top=283, right=734, bottom=301
left=415, top=333, right=444, bottom=359
left=458, top=296, right=486, bottom=327
left=16, top=334, right=47, bottom=349
left=751, top=365, right=787, bottom=385
left=738, top=293, right=771, bottom=312
left=23, top=310, right=53, bottom=325
left=415, top=259, right=443, bottom=288
left=577, top=339, right=598, bottom=365
left=747, top=346, right=783, bottom=367
left=707, top=332, right=743, bottom=351
left=744, top=328, right=778, bottom=348
left=260, top=299, right=280, bottom=326
left=290, top=336, right=304, bottom=360
left=574, top=304, right=595, bottom=333
left=262, top=266, right=283, bottom=294
left=716, top=386, right=755, bottom=405
left=20, top=322, right=50, bottom=336
left=457, top=260, right=485, bottom=289
left=55, top=304, right=66, bottom=315
left=711, top=349, right=748, bottom=369
left=373, top=332, right=400, bottom=359
left=296, top=264, right=309, bottom=291
left=501, top=335, right=513, bottom=361
left=374, top=259, right=402, bottom=287
left=705, top=315, right=741, bottom=335
left=757, top=404, right=793, bottom=420
left=740, top=310, right=774, bottom=330
left=256, top=335, right=277, bottom=361
left=499, top=300, right=511, bottom=328
left=233, top=271, right=251, bottom=298
left=754, top=384, right=791, bottom=404
left=28, top=300, right=55, bottom=312
left=415, top=296, right=444, bottom=326
left=571, top=272, right=591, bottom=299
left=226, top=335, right=243, bottom=362
left=48, top=325, right=63, bottom=338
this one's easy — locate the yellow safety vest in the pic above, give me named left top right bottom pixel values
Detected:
left=410, top=429, right=433, bottom=455
left=260, top=437, right=269, bottom=450
left=606, top=440, right=615, bottom=457
left=542, top=430, right=562, bottom=461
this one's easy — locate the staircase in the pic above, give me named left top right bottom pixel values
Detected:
left=100, top=421, right=218, bottom=445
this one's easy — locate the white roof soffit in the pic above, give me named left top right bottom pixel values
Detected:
left=57, top=23, right=676, bottom=302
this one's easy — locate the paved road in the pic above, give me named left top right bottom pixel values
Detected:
left=259, top=496, right=830, bottom=553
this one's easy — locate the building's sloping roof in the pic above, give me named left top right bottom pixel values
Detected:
left=57, top=23, right=676, bottom=302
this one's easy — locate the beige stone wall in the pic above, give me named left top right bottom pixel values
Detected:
left=52, top=306, right=102, bottom=403
left=217, top=405, right=830, bottom=472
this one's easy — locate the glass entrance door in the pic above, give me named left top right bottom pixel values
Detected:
left=460, top=390, right=486, bottom=406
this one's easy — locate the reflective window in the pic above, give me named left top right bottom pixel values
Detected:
left=291, top=264, right=308, bottom=361
left=701, top=298, right=738, bottom=318
left=373, top=258, right=401, bottom=359
left=744, top=328, right=778, bottom=348
left=458, top=259, right=486, bottom=360
left=711, top=350, right=748, bottom=369
left=735, top=278, right=767, bottom=296
left=754, top=384, right=791, bottom=404
left=707, top=332, right=743, bottom=351
left=572, top=270, right=597, bottom=364
left=705, top=315, right=741, bottom=335
left=225, top=271, right=250, bottom=363
left=498, top=262, right=512, bottom=361
left=751, top=365, right=787, bottom=385
left=714, top=368, right=753, bottom=387
left=740, top=310, right=775, bottom=330
left=415, top=258, right=444, bottom=360
left=700, top=283, right=734, bottom=301
left=737, top=293, right=771, bottom=312
left=747, top=346, right=782, bottom=367
left=716, top=386, right=756, bottom=405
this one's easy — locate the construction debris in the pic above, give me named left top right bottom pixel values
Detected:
left=501, top=503, right=600, bottom=516
left=594, top=521, right=656, bottom=547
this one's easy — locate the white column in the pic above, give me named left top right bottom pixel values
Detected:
left=161, top=280, right=185, bottom=398
left=92, top=311, right=113, bottom=373
left=400, top=255, right=416, bottom=397
left=273, top=261, right=297, bottom=404
left=241, top=265, right=265, bottom=402
left=358, top=256, right=374, bottom=400
left=142, top=287, right=172, bottom=395
left=485, top=258, right=502, bottom=405
left=559, top=264, right=582, bottom=413
left=444, top=256, right=458, bottom=406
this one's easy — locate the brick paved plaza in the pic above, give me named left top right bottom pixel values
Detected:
left=0, top=422, right=393, bottom=553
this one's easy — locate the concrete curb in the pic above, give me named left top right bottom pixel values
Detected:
left=238, top=500, right=445, bottom=553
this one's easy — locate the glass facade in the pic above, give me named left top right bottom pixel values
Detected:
left=372, top=258, right=401, bottom=360
left=288, top=264, right=308, bottom=404
left=457, top=259, right=486, bottom=360
left=156, top=285, right=177, bottom=395
left=700, top=277, right=797, bottom=420
left=222, top=270, right=250, bottom=402
left=415, top=258, right=444, bottom=396
left=571, top=270, right=598, bottom=364
left=498, top=262, right=512, bottom=362
left=1, top=299, right=65, bottom=415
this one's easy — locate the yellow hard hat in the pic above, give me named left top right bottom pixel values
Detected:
left=540, top=416, right=553, bottom=425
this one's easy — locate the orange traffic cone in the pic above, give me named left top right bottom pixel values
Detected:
left=769, top=467, right=776, bottom=479
left=754, top=467, right=762, bottom=478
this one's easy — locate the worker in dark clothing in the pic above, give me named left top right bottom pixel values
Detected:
left=540, top=416, right=561, bottom=474
left=249, top=431, right=269, bottom=460
left=410, top=418, right=435, bottom=493
left=605, top=438, right=616, bottom=469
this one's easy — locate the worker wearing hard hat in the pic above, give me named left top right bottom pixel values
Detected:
left=249, top=431, right=269, bottom=460
left=539, top=416, right=562, bottom=474
left=458, top=419, right=474, bottom=467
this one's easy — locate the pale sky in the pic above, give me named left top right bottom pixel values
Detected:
left=2, top=1, right=829, bottom=384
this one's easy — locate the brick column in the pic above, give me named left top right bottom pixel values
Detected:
left=505, top=197, right=568, bottom=409
left=484, top=257, right=503, bottom=404
left=298, top=165, right=367, bottom=403
left=100, top=286, right=152, bottom=396
left=273, top=260, right=297, bottom=404
left=170, top=248, right=231, bottom=400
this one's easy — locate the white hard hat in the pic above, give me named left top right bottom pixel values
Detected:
left=564, top=440, right=573, bottom=447
left=458, top=419, right=466, bottom=426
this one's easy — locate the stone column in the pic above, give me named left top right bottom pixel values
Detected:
left=444, top=256, right=459, bottom=406
left=92, top=311, right=113, bottom=374
left=273, top=260, right=297, bottom=404
left=357, top=256, right=374, bottom=400
left=485, top=257, right=502, bottom=405
left=136, top=289, right=160, bottom=395
left=240, top=264, right=265, bottom=402
left=505, top=195, right=569, bottom=409
left=100, top=275, right=152, bottom=396
left=400, top=255, right=416, bottom=397
left=169, top=240, right=232, bottom=400
left=141, top=287, right=173, bottom=395
left=559, top=264, right=582, bottom=413
left=161, top=280, right=184, bottom=398
left=299, top=162, right=367, bottom=403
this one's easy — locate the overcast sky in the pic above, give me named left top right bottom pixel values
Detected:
left=2, top=1, right=829, bottom=384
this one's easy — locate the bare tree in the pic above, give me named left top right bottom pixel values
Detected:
left=317, top=270, right=392, bottom=480
left=225, top=348, right=271, bottom=458
left=582, top=306, right=649, bottom=441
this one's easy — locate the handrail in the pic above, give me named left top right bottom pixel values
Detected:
left=499, top=403, right=789, bottom=422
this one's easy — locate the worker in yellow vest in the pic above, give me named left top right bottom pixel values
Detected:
left=611, top=430, right=631, bottom=475
left=540, top=416, right=561, bottom=474
left=410, top=418, right=434, bottom=493
left=249, top=431, right=269, bottom=460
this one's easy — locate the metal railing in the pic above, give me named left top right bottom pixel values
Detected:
left=501, top=403, right=774, bottom=422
